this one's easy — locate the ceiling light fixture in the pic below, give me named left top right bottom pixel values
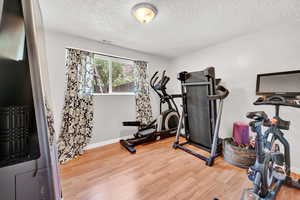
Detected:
left=132, top=3, right=158, bottom=23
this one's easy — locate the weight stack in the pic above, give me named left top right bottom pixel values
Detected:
left=0, top=106, right=33, bottom=166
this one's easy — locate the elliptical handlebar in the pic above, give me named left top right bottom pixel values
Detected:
left=161, top=70, right=166, bottom=80
left=148, top=70, right=180, bottom=113
left=152, top=77, right=159, bottom=88
left=150, top=71, right=159, bottom=88
left=161, top=77, right=170, bottom=87
left=158, top=70, right=167, bottom=88
left=150, top=70, right=169, bottom=90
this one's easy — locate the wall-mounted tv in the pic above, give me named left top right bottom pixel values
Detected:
left=256, top=70, right=300, bottom=97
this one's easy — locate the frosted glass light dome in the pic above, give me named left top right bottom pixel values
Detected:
left=132, top=3, right=158, bottom=23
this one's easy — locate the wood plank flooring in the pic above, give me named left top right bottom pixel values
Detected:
left=60, top=137, right=300, bottom=200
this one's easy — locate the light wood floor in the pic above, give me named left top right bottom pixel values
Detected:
left=60, top=137, right=300, bottom=200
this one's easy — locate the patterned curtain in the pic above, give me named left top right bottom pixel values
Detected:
left=45, top=100, right=55, bottom=146
left=57, top=49, right=95, bottom=164
left=134, top=61, right=153, bottom=124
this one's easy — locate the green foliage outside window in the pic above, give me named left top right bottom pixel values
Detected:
left=94, top=58, right=109, bottom=93
left=93, top=57, right=135, bottom=93
left=112, top=61, right=134, bottom=88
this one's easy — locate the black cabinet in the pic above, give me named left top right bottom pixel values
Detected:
left=0, top=0, right=61, bottom=199
left=0, top=0, right=40, bottom=168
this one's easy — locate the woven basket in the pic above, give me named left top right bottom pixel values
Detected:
left=223, top=138, right=256, bottom=168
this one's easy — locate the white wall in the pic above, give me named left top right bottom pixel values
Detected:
left=168, top=23, right=300, bottom=171
left=44, top=30, right=170, bottom=144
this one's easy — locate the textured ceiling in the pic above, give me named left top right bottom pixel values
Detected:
left=39, top=0, right=300, bottom=58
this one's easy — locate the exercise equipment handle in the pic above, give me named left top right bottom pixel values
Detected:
left=152, top=77, right=159, bottom=88
left=267, top=95, right=286, bottom=102
left=150, top=71, right=159, bottom=86
left=254, top=96, right=300, bottom=108
left=161, top=76, right=170, bottom=87
left=161, top=70, right=166, bottom=80
left=208, top=85, right=229, bottom=100
left=246, top=111, right=269, bottom=121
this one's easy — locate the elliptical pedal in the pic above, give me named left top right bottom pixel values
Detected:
left=120, top=140, right=136, bottom=154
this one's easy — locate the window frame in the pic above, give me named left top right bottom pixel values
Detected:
left=92, top=54, right=136, bottom=96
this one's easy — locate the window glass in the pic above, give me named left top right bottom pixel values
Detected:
left=112, top=61, right=135, bottom=93
left=92, top=55, right=135, bottom=95
left=94, top=57, right=109, bottom=93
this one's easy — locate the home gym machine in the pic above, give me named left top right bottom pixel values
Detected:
left=241, top=70, right=300, bottom=200
left=173, top=67, right=229, bottom=166
left=120, top=70, right=181, bottom=153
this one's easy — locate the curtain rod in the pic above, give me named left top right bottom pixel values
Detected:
left=66, top=47, right=148, bottom=63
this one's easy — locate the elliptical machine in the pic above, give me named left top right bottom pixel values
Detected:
left=120, top=70, right=181, bottom=153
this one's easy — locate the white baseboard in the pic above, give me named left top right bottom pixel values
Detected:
left=291, top=166, right=300, bottom=175
left=85, top=135, right=132, bottom=150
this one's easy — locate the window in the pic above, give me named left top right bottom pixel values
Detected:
left=93, top=55, right=135, bottom=95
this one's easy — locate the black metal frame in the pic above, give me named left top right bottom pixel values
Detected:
left=244, top=96, right=300, bottom=200
left=173, top=67, right=229, bottom=166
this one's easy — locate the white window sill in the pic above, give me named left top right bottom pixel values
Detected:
left=92, top=93, right=135, bottom=96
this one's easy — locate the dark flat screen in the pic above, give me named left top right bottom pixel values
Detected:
left=257, top=71, right=300, bottom=95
